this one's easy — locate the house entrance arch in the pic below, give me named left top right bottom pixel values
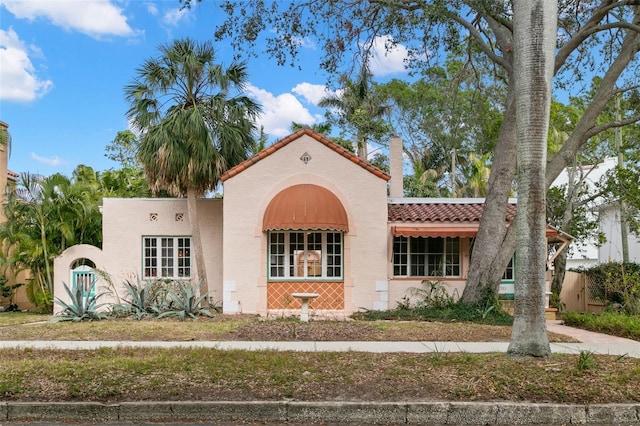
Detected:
left=70, top=260, right=96, bottom=299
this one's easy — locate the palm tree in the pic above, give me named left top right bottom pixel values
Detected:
left=0, top=172, right=102, bottom=309
left=461, top=152, right=492, bottom=197
left=125, top=38, right=260, bottom=298
left=319, top=66, right=391, bottom=160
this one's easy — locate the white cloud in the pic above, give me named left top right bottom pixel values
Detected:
left=0, top=0, right=140, bottom=39
left=145, top=2, right=159, bottom=16
left=367, top=35, right=410, bottom=77
left=31, top=152, right=65, bottom=166
left=293, top=36, right=315, bottom=50
left=162, top=7, right=190, bottom=27
left=292, top=82, right=333, bottom=105
left=0, top=28, right=53, bottom=103
left=246, top=84, right=320, bottom=137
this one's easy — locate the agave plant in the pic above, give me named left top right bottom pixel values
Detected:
left=50, top=281, right=108, bottom=322
left=118, top=277, right=159, bottom=319
left=158, top=281, right=213, bottom=320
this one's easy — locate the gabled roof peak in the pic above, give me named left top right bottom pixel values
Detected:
left=220, top=128, right=391, bottom=182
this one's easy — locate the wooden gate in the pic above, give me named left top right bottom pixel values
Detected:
left=560, top=271, right=605, bottom=313
left=71, top=265, right=95, bottom=299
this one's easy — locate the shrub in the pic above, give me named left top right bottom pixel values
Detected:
left=563, top=311, right=640, bottom=341
left=584, top=262, right=640, bottom=315
left=408, top=280, right=456, bottom=309
left=0, top=276, right=23, bottom=311
left=355, top=280, right=511, bottom=325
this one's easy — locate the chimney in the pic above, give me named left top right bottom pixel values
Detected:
left=389, top=135, right=403, bottom=198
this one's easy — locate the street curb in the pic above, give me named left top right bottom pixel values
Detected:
left=2, top=401, right=640, bottom=424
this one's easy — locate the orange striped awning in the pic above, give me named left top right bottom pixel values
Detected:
left=392, top=225, right=572, bottom=240
left=392, top=225, right=479, bottom=238
left=263, top=184, right=348, bottom=232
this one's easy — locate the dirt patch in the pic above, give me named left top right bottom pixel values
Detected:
left=220, top=318, right=577, bottom=343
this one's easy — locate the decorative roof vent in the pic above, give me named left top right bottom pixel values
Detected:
left=300, top=152, right=312, bottom=164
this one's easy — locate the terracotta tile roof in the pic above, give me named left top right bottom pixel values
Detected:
left=388, top=202, right=517, bottom=223
left=7, top=170, right=18, bottom=178
left=220, top=128, right=391, bottom=182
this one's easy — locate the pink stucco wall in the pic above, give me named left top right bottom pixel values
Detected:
left=222, top=133, right=389, bottom=315
left=53, top=198, right=223, bottom=313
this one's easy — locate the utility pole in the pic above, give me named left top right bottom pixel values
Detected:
left=451, top=148, right=457, bottom=197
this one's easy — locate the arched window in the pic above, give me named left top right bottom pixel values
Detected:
left=264, top=184, right=347, bottom=281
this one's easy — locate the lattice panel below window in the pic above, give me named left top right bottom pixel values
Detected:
left=267, top=282, right=344, bottom=310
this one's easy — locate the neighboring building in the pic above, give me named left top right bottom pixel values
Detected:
left=552, top=157, right=640, bottom=269
left=0, top=120, right=34, bottom=310
left=54, top=129, right=568, bottom=316
left=597, top=203, right=640, bottom=264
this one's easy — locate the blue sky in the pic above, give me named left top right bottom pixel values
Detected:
left=0, top=0, right=411, bottom=176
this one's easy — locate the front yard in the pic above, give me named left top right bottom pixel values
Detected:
left=0, top=312, right=638, bottom=404
left=0, top=313, right=577, bottom=342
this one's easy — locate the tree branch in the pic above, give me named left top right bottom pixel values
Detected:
left=585, top=112, right=640, bottom=139
left=448, top=13, right=511, bottom=71
left=555, top=0, right=640, bottom=73
left=547, top=10, right=640, bottom=187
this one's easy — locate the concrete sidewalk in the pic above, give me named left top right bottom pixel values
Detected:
left=2, top=320, right=640, bottom=357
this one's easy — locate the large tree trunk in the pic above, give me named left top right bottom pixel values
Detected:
left=461, top=82, right=517, bottom=303
left=551, top=249, right=567, bottom=297
left=507, top=0, right=556, bottom=359
left=464, top=5, right=640, bottom=306
left=187, top=187, right=208, bottom=300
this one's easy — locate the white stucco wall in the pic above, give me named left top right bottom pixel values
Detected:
left=222, top=133, right=389, bottom=315
left=598, top=204, right=640, bottom=264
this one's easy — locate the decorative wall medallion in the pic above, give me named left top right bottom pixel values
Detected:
left=300, top=152, right=312, bottom=164
left=149, top=213, right=158, bottom=222
left=175, top=213, right=184, bottom=222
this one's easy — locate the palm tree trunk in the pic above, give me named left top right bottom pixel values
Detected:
left=39, top=213, right=53, bottom=298
left=507, top=0, right=557, bottom=359
left=187, top=186, right=208, bottom=302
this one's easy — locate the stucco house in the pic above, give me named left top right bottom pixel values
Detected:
left=0, top=120, right=34, bottom=311
left=53, top=128, right=568, bottom=316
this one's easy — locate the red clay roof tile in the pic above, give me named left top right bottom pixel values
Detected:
left=388, top=202, right=517, bottom=223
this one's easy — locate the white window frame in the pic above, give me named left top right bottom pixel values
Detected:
left=393, top=236, right=461, bottom=278
left=143, top=236, right=191, bottom=279
left=268, top=231, right=343, bottom=280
